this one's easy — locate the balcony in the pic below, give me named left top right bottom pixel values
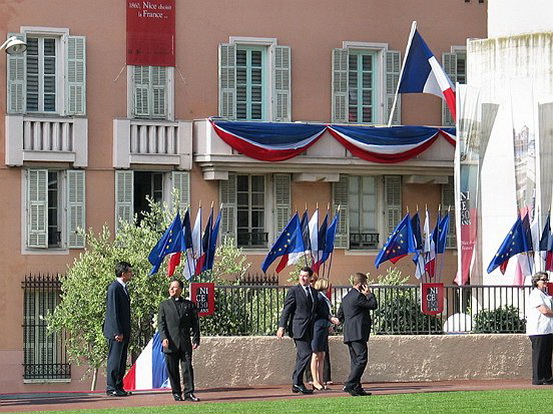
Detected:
left=5, top=115, right=88, bottom=167
left=113, top=119, right=192, bottom=169
left=349, top=232, right=380, bottom=250
left=237, top=231, right=268, bottom=248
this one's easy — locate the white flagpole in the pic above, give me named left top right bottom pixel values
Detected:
left=387, top=21, right=418, bottom=127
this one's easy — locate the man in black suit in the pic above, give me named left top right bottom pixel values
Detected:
left=337, top=272, right=378, bottom=396
left=158, top=279, right=200, bottom=402
left=103, top=261, right=133, bottom=397
left=277, top=267, right=338, bottom=394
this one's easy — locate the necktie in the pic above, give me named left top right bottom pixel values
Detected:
left=305, top=287, right=313, bottom=307
left=123, top=284, right=129, bottom=297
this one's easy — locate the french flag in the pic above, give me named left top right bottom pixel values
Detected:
left=123, top=331, right=169, bottom=391
left=397, top=21, right=456, bottom=121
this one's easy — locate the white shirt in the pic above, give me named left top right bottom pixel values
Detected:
left=526, top=288, right=553, bottom=336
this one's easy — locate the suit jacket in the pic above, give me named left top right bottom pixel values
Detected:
left=103, top=280, right=131, bottom=340
left=158, top=297, right=200, bottom=353
left=279, top=285, right=330, bottom=339
left=337, top=288, right=378, bottom=343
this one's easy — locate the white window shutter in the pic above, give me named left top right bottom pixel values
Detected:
left=133, top=66, right=149, bottom=117
left=331, top=48, right=348, bottom=123
left=274, top=174, right=291, bottom=235
left=27, top=169, right=48, bottom=248
left=333, top=175, right=349, bottom=248
left=386, top=50, right=401, bottom=125
left=384, top=175, right=402, bottom=236
left=273, top=46, right=291, bottom=122
left=7, top=33, right=26, bottom=114
left=219, top=44, right=236, bottom=119
left=220, top=174, right=237, bottom=242
left=67, top=170, right=86, bottom=248
left=171, top=171, right=190, bottom=214
left=66, top=36, right=86, bottom=115
left=152, top=66, right=167, bottom=118
left=442, top=52, right=457, bottom=126
left=115, top=170, right=134, bottom=230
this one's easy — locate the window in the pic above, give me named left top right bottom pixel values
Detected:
left=219, top=38, right=290, bottom=121
left=442, top=47, right=466, bottom=126
left=25, top=169, right=85, bottom=250
left=220, top=173, right=291, bottom=248
left=333, top=174, right=401, bottom=250
left=7, top=28, right=86, bottom=115
left=22, top=274, right=70, bottom=381
left=131, top=66, right=173, bottom=120
left=332, top=43, right=401, bottom=125
left=441, top=176, right=457, bottom=248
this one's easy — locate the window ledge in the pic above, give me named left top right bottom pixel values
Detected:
left=23, top=378, right=71, bottom=384
left=22, top=247, right=71, bottom=256
left=345, top=249, right=379, bottom=256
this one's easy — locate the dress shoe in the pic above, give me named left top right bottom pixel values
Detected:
left=173, top=393, right=183, bottom=401
left=355, top=388, right=372, bottom=396
left=117, top=389, right=132, bottom=396
left=106, top=389, right=130, bottom=397
left=184, top=393, right=200, bottom=402
left=292, top=384, right=313, bottom=394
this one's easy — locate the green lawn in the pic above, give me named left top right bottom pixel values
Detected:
left=11, top=389, right=553, bottom=414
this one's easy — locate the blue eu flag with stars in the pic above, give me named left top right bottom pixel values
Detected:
left=148, top=212, right=184, bottom=275
left=261, top=213, right=305, bottom=273
left=375, top=213, right=416, bottom=268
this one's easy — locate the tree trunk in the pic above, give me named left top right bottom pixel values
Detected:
left=91, top=367, right=98, bottom=391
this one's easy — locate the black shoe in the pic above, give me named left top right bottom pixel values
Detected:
left=117, top=389, right=132, bottom=396
left=184, top=393, right=200, bottom=402
left=173, top=393, right=183, bottom=401
left=343, top=386, right=360, bottom=396
left=292, top=384, right=314, bottom=394
left=106, top=390, right=130, bottom=397
left=356, top=388, right=372, bottom=396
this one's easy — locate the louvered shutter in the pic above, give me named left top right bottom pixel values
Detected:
left=115, top=170, right=134, bottom=230
left=219, top=44, right=236, bottom=119
left=152, top=66, right=167, bottom=118
left=7, top=33, right=26, bottom=114
left=386, top=50, right=401, bottom=125
left=442, top=52, right=457, bottom=126
left=384, top=175, right=402, bottom=236
left=274, top=174, right=291, bottom=236
left=66, top=36, right=86, bottom=115
left=171, top=171, right=190, bottom=214
left=133, top=66, right=149, bottom=117
left=67, top=170, right=86, bottom=248
left=333, top=175, right=349, bottom=248
left=332, top=48, right=348, bottom=123
left=27, top=169, right=48, bottom=248
left=273, top=46, right=291, bottom=122
left=220, top=174, right=237, bottom=243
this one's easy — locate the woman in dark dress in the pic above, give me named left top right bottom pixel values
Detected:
left=310, top=278, right=333, bottom=390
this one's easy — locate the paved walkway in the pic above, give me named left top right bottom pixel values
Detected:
left=0, top=379, right=537, bottom=413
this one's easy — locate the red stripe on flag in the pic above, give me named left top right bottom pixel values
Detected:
left=123, top=363, right=136, bottom=391
left=275, top=255, right=289, bottom=273
left=443, top=88, right=456, bottom=122
left=167, top=252, right=181, bottom=277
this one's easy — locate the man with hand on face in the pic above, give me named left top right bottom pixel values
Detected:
left=277, top=267, right=339, bottom=394
left=158, top=278, right=200, bottom=402
left=337, top=272, right=378, bottom=396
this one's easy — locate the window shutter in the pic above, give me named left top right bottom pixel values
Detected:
left=331, top=48, right=348, bottom=123
left=171, top=171, right=190, bottom=214
left=115, top=170, right=134, bottom=230
left=384, top=175, right=402, bottom=236
left=220, top=174, right=237, bottom=242
left=27, top=169, right=48, bottom=248
left=386, top=50, right=401, bottom=125
left=333, top=175, right=349, bottom=248
left=133, top=66, right=149, bottom=117
left=152, top=66, right=167, bottom=118
left=66, top=36, right=86, bottom=115
left=441, top=176, right=456, bottom=248
left=67, top=170, right=86, bottom=248
left=273, top=46, right=291, bottom=122
left=7, top=33, right=26, bottom=114
left=219, top=44, right=236, bottom=119
left=442, top=52, right=457, bottom=126
left=273, top=174, right=291, bottom=235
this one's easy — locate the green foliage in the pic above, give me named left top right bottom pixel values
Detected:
left=472, top=305, right=526, bottom=333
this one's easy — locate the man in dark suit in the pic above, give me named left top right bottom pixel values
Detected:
left=277, top=267, right=338, bottom=394
left=158, top=278, right=200, bottom=402
left=337, top=272, right=378, bottom=396
left=103, top=261, right=133, bottom=397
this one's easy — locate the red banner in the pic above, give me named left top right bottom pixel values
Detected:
left=420, top=283, right=444, bottom=316
left=126, top=0, right=175, bottom=66
left=190, top=283, right=215, bottom=317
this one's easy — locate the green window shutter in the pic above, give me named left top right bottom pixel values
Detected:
left=7, top=33, right=26, bottom=114
left=171, top=171, right=190, bottom=215
left=332, top=48, right=348, bottom=123
left=333, top=175, right=349, bottom=248
left=274, top=174, right=291, bottom=235
left=66, top=170, right=86, bottom=248
left=386, top=50, right=401, bottom=125
left=152, top=66, right=167, bottom=118
left=273, top=46, right=291, bottom=122
left=27, top=169, right=48, bottom=248
left=384, top=175, right=402, bottom=236
left=441, top=176, right=456, bottom=248
left=442, top=52, right=457, bottom=126
left=219, top=43, right=236, bottom=119
left=66, top=36, right=86, bottom=115
left=115, top=170, right=134, bottom=230
left=220, top=174, right=237, bottom=243
left=133, top=66, right=150, bottom=117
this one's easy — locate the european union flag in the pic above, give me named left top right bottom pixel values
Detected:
left=261, top=213, right=304, bottom=273
left=375, top=213, right=416, bottom=268
left=148, top=212, right=184, bottom=275
left=487, top=215, right=532, bottom=274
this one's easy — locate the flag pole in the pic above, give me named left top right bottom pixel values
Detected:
left=387, top=20, right=418, bottom=127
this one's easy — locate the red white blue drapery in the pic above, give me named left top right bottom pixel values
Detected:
left=210, top=119, right=455, bottom=163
